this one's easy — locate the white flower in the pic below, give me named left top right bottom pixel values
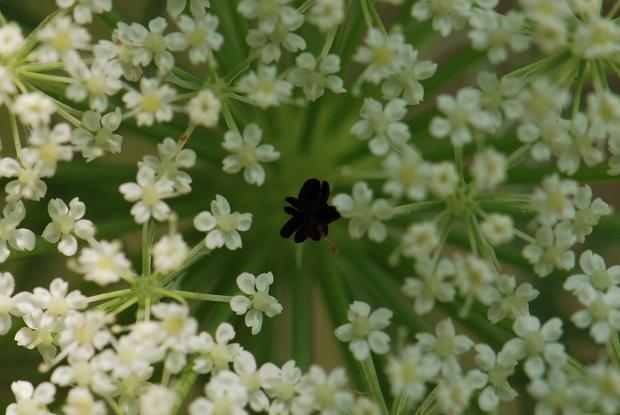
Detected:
left=7, top=381, right=56, bottom=415
left=523, top=222, right=576, bottom=277
left=403, top=257, right=456, bottom=314
left=246, top=9, right=305, bottom=64
left=177, top=14, right=223, bottom=65
left=382, top=149, right=428, bottom=200
left=238, top=0, right=297, bottom=34
left=430, top=88, right=495, bottom=146
left=222, top=124, right=280, bottom=186
left=288, top=53, right=345, bottom=101
left=152, top=233, right=189, bottom=273
left=186, top=89, right=221, bottom=127
left=556, top=113, right=606, bottom=175
left=31, top=278, right=87, bottom=318
left=237, top=65, right=292, bottom=108
left=528, top=369, right=586, bottom=415
left=65, top=55, right=123, bottom=112
left=71, top=240, right=133, bottom=285
left=0, top=201, right=36, bottom=263
left=190, top=323, right=241, bottom=373
left=57, top=310, right=112, bottom=359
left=332, top=182, right=394, bottom=242
left=564, top=250, right=620, bottom=295
left=35, top=16, right=90, bottom=62
left=476, top=71, right=523, bottom=124
left=13, top=92, right=55, bottom=127
left=0, top=272, right=22, bottom=335
left=140, top=137, right=196, bottom=193
left=381, top=47, right=436, bottom=105
left=42, top=198, right=94, bottom=256
left=587, top=90, right=620, bottom=134
left=119, top=17, right=187, bottom=73
left=194, top=195, right=253, bottom=250
left=480, top=213, right=513, bottom=246
left=230, top=272, right=283, bottom=335
left=14, top=309, right=59, bottom=362
left=532, top=174, right=577, bottom=226
left=0, top=23, right=25, bottom=58
left=516, top=78, right=569, bottom=127
left=72, top=109, right=123, bottom=162
left=122, top=77, right=177, bottom=126
left=119, top=166, right=175, bottom=223
left=399, top=221, right=438, bottom=259
left=296, top=366, right=354, bottom=414
left=487, top=274, right=538, bottom=323
left=503, top=315, right=566, bottom=378
left=2, top=154, right=48, bottom=203
left=386, top=345, right=440, bottom=402
left=454, top=254, right=498, bottom=305
left=416, top=318, right=473, bottom=375
left=354, top=28, right=410, bottom=84
left=233, top=350, right=269, bottom=412
left=569, top=285, right=620, bottom=344
left=587, top=363, right=620, bottom=415
left=474, top=344, right=518, bottom=412
left=309, top=0, right=344, bottom=32
left=27, top=124, right=74, bottom=176
left=572, top=16, right=620, bottom=59
left=334, top=301, right=392, bottom=360
left=411, top=0, right=470, bottom=36
left=437, top=369, right=488, bottom=415
left=260, top=360, right=303, bottom=415
left=573, top=186, right=611, bottom=242
left=428, top=161, right=459, bottom=199
left=468, top=10, right=529, bottom=64
left=63, top=387, right=106, bottom=415
left=0, top=65, right=16, bottom=105
left=152, top=303, right=198, bottom=372
left=351, top=397, right=381, bottom=415
left=189, top=370, right=248, bottom=415
left=351, top=98, right=411, bottom=156
left=470, top=148, right=507, bottom=190
left=167, top=0, right=210, bottom=17
left=140, top=385, right=176, bottom=415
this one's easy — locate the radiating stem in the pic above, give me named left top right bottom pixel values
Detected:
left=166, top=289, right=232, bottom=303
left=142, top=219, right=155, bottom=276
left=359, top=356, right=389, bottom=415
left=88, top=289, right=133, bottom=303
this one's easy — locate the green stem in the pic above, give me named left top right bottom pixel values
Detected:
left=8, top=109, right=22, bottom=157
left=359, top=356, right=389, bottom=415
left=172, top=364, right=198, bottom=414
left=359, top=0, right=373, bottom=29
left=103, top=395, right=125, bottom=415
left=415, top=386, right=438, bottom=415
left=572, top=61, right=587, bottom=118
left=392, top=200, right=443, bottom=216
left=168, top=290, right=232, bottom=303
left=607, top=0, right=620, bottom=18
left=222, top=51, right=259, bottom=84
left=109, top=298, right=138, bottom=317
left=366, top=0, right=388, bottom=35
left=19, top=71, right=74, bottom=84
left=390, top=393, right=410, bottom=415
left=608, top=330, right=620, bottom=367
left=141, top=219, right=155, bottom=276
left=320, top=28, right=338, bottom=58
left=88, top=289, right=133, bottom=303
left=221, top=98, right=240, bottom=132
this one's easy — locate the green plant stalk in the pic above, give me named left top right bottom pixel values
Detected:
left=141, top=219, right=155, bottom=276
left=608, top=330, right=620, bottom=367
left=359, top=356, right=389, bottom=415
left=390, top=393, right=410, bottom=415
left=169, top=290, right=232, bottom=303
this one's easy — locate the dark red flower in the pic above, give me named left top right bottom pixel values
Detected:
left=280, top=178, right=341, bottom=244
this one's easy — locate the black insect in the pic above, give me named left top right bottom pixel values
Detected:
left=280, top=178, right=341, bottom=251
